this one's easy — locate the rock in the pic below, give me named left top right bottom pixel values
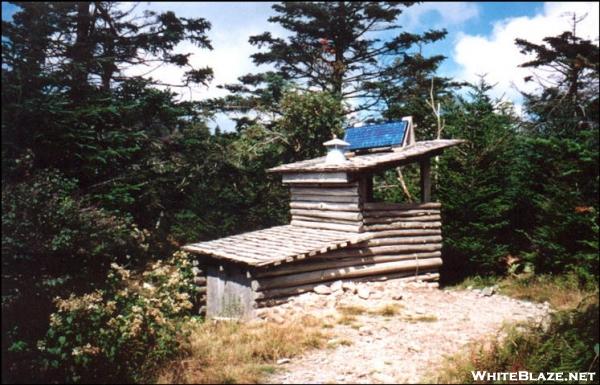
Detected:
left=314, top=284, right=332, bottom=295
left=276, top=358, right=291, bottom=365
left=392, top=293, right=404, bottom=301
left=357, top=287, right=370, bottom=299
left=481, top=286, right=495, bottom=297
left=330, top=280, right=343, bottom=292
left=371, top=291, right=384, bottom=299
left=142, top=282, right=155, bottom=290
left=335, top=375, right=346, bottom=382
left=342, top=282, right=357, bottom=294
left=372, top=359, right=386, bottom=372
left=270, top=314, right=285, bottom=324
left=372, top=373, right=395, bottom=383
left=359, top=326, right=373, bottom=336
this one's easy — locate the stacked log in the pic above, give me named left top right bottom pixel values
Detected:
left=191, top=264, right=207, bottom=316
left=289, top=184, right=363, bottom=232
left=250, top=201, right=443, bottom=307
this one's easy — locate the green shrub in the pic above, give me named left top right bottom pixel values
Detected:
left=2, top=169, right=145, bottom=282
left=2, top=169, right=148, bottom=382
left=38, top=251, right=199, bottom=383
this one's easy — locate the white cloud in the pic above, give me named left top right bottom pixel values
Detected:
left=124, top=2, right=284, bottom=98
left=121, top=2, right=287, bottom=130
left=400, top=2, right=480, bottom=30
left=453, top=2, right=599, bottom=105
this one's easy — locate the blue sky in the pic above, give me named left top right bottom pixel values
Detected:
left=2, top=2, right=598, bottom=129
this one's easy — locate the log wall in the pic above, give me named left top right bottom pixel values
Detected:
left=250, top=201, right=443, bottom=308
left=289, top=183, right=364, bottom=232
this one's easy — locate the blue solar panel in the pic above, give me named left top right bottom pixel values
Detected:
left=344, top=121, right=408, bottom=151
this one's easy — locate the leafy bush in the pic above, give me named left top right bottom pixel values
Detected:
left=2, top=169, right=148, bottom=383
left=38, top=251, right=199, bottom=383
left=2, top=169, right=145, bottom=282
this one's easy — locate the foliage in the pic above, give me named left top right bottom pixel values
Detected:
left=232, top=90, right=345, bottom=163
left=214, top=1, right=447, bottom=128
left=1, top=168, right=149, bottom=383
left=513, top=21, right=599, bottom=281
left=437, top=79, right=521, bottom=279
left=432, top=295, right=599, bottom=383
left=38, top=251, right=198, bottom=383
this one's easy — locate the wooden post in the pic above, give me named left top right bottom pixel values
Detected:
left=366, top=175, right=373, bottom=202
left=420, top=157, right=431, bottom=203
left=358, top=175, right=374, bottom=203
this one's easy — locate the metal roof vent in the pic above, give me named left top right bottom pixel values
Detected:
left=323, top=135, right=350, bottom=164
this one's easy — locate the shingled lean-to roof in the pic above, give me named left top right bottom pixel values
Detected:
left=183, top=225, right=375, bottom=267
left=268, top=139, right=464, bottom=173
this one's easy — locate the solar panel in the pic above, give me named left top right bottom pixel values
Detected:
left=344, top=121, right=408, bottom=151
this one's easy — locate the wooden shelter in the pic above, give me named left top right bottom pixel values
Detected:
left=183, top=124, right=463, bottom=319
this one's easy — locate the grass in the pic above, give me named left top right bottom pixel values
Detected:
left=403, top=314, right=438, bottom=323
left=157, top=315, right=329, bottom=384
left=432, top=273, right=599, bottom=383
left=370, top=303, right=403, bottom=316
left=336, top=305, right=368, bottom=316
left=448, top=272, right=593, bottom=310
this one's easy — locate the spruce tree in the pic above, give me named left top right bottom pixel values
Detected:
left=212, top=2, right=447, bottom=127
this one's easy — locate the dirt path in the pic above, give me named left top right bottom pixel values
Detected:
left=262, top=280, right=549, bottom=384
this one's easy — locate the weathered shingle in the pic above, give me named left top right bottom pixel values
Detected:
left=268, top=139, right=464, bottom=173
left=183, top=225, right=375, bottom=267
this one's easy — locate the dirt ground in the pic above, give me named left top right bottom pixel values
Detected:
left=260, top=279, right=550, bottom=384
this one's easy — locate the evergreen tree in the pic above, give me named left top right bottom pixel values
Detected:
left=212, top=1, right=447, bottom=128
left=514, top=19, right=599, bottom=280
left=2, top=2, right=213, bottom=179
left=437, top=79, right=521, bottom=279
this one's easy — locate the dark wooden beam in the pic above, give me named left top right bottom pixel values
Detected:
left=420, top=157, right=431, bottom=203
left=358, top=174, right=374, bottom=203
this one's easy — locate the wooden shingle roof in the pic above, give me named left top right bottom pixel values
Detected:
left=183, top=225, right=375, bottom=267
left=268, top=139, right=464, bottom=174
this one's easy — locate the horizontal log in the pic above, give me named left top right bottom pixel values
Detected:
left=291, top=194, right=359, bottom=203
left=365, top=221, right=441, bottom=231
left=290, top=201, right=361, bottom=212
left=291, top=215, right=362, bottom=225
left=363, top=209, right=440, bottom=218
left=290, top=186, right=359, bottom=196
left=290, top=209, right=363, bottom=221
left=254, top=251, right=442, bottom=278
left=291, top=220, right=363, bottom=233
left=372, top=229, right=442, bottom=238
left=363, top=202, right=441, bottom=210
left=363, top=215, right=441, bottom=224
left=255, top=271, right=440, bottom=301
left=332, top=243, right=442, bottom=256
left=252, top=257, right=443, bottom=291
left=282, top=172, right=349, bottom=184
left=363, top=235, right=442, bottom=246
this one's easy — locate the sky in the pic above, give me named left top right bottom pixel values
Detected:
left=2, top=2, right=599, bottom=130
